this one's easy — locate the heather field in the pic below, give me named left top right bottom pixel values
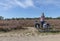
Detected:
left=0, top=19, right=60, bottom=31
left=0, top=19, right=59, bottom=41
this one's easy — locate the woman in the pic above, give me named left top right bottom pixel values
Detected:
left=40, top=13, right=45, bottom=28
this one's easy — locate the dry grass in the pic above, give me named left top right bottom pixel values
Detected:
left=0, top=19, right=59, bottom=32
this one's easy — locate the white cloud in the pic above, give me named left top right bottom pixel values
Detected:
left=14, top=0, right=34, bottom=8
left=0, top=0, right=34, bottom=10
left=0, top=0, right=15, bottom=10
left=0, top=0, right=60, bottom=10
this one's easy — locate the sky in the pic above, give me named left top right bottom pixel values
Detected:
left=0, top=0, right=60, bottom=18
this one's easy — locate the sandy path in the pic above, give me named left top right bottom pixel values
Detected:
left=0, top=27, right=60, bottom=41
left=0, top=34, right=60, bottom=41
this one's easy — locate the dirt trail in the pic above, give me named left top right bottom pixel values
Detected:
left=0, top=34, right=60, bottom=41
left=0, top=27, right=60, bottom=41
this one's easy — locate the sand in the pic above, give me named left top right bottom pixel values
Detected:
left=0, top=34, right=60, bottom=41
left=0, top=27, right=60, bottom=41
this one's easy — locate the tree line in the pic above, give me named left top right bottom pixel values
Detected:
left=0, top=16, right=60, bottom=20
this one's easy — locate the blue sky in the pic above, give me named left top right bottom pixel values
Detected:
left=0, top=0, right=60, bottom=18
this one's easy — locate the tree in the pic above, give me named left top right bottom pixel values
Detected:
left=0, top=16, right=4, bottom=20
left=45, top=17, right=52, bottom=19
left=56, top=17, right=60, bottom=19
